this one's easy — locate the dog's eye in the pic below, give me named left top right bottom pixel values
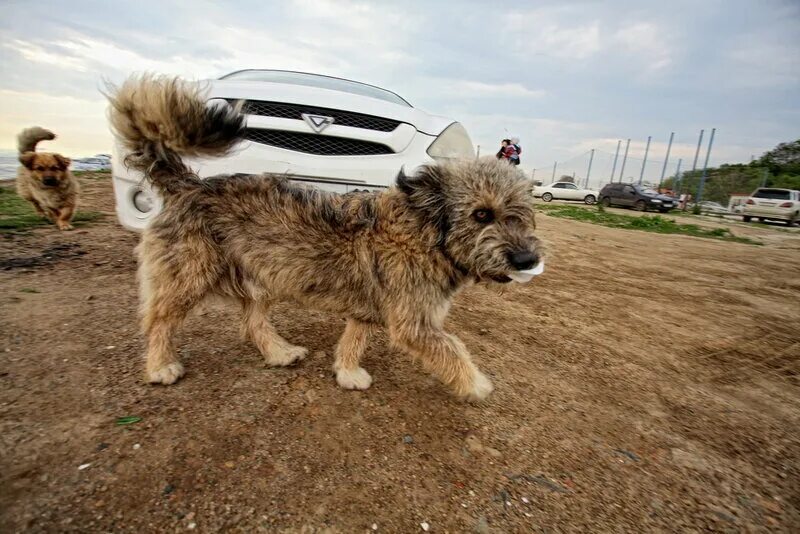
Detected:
left=472, top=209, right=495, bottom=223
left=35, top=166, right=44, bottom=171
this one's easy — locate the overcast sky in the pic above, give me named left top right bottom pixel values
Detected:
left=1, top=0, right=798, bottom=180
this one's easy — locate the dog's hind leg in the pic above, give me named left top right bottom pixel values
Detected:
left=389, top=324, right=493, bottom=402
left=240, top=300, right=308, bottom=366
left=333, top=319, right=374, bottom=390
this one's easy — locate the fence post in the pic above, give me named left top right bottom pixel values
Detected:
left=658, top=132, right=674, bottom=191
left=552, top=161, right=557, bottom=182
left=585, top=149, right=595, bottom=188
left=696, top=128, right=716, bottom=203
left=692, top=129, right=704, bottom=174
left=618, top=139, right=630, bottom=182
left=609, top=140, right=621, bottom=183
left=638, top=136, right=651, bottom=185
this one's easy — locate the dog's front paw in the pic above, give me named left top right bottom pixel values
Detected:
left=464, top=369, right=494, bottom=402
left=147, top=362, right=185, bottom=385
left=57, top=222, right=74, bottom=231
left=336, top=367, right=372, bottom=390
left=267, top=345, right=308, bottom=367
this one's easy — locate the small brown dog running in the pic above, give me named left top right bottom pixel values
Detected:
left=107, top=75, right=543, bottom=401
left=16, top=127, right=79, bottom=230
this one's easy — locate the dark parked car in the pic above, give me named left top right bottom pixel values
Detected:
left=598, top=183, right=677, bottom=212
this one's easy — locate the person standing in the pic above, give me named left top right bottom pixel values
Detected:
left=497, top=139, right=520, bottom=165
left=510, top=137, right=522, bottom=165
left=496, top=139, right=509, bottom=160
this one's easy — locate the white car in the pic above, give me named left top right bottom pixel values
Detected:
left=742, top=188, right=800, bottom=226
left=696, top=201, right=729, bottom=215
left=112, top=69, right=475, bottom=231
left=534, top=182, right=599, bottom=204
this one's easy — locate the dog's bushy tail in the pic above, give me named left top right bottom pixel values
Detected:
left=18, top=127, right=56, bottom=154
left=106, top=75, right=245, bottom=194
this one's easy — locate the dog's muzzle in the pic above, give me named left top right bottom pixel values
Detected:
left=42, top=177, right=59, bottom=187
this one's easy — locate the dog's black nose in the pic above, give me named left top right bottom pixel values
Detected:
left=507, top=250, right=539, bottom=271
left=42, top=177, right=58, bottom=187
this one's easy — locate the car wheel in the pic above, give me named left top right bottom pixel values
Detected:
left=742, top=215, right=752, bottom=222
left=787, top=213, right=799, bottom=227
left=757, top=217, right=764, bottom=222
left=542, top=192, right=553, bottom=202
left=600, top=197, right=611, bottom=208
left=584, top=194, right=596, bottom=205
left=635, top=200, right=647, bottom=211
left=659, top=208, right=669, bottom=213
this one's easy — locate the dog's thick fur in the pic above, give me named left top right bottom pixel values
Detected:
left=16, top=127, right=79, bottom=230
left=107, top=75, right=542, bottom=401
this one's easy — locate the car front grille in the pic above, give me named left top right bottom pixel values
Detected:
left=243, top=129, right=394, bottom=156
left=234, top=100, right=402, bottom=132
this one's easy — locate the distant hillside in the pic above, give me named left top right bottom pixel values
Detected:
left=663, top=139, right=800, bottom=202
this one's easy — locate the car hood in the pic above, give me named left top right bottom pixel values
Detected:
left=642, top=193, right=676, bottom=201
left=207, top=80, right=455, bottom=136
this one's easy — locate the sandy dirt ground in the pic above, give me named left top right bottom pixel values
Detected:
left=2, top=176, right=799, bottom=533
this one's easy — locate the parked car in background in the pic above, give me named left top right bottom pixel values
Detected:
left=72, top=155, right=112, bottom=171
left=534, top=182, right=599, bottom=204
left=742, top=188, right=800, bottom=226
left=112, top=69, right=475, bottom=231
left=696, top=201, right=729, bottom=215
left=598, top=183, right=676, bottom=212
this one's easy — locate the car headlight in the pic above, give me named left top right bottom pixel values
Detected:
left=650, top=199, right=662, bottom=203
left=132, top=189, right=153, bottom=213
left=427, top=123, right=475, bottom=161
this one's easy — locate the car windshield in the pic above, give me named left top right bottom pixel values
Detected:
left=753, top=189, right=791, bottom=200
left=637, top=187, right=660, bottom=195
left=220, top=70, right=412, bottom=107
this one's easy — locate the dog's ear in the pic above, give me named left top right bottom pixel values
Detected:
left=396, top=164, right=446, bottom=208
left=19, top=152, right=36, bottom=169
left=396, top=164, right=450, bottom=241
left=54, top=154, right=71, bottom=169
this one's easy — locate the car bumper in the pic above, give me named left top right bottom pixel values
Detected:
left=742, top=206, right=795, bottom=221
left=651, top=202, right=675, bottom=210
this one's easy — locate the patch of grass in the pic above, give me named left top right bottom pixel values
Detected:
left=536, top=204, right=761, bottom=245
left=0, top=187, right=103, bottom=232
left=19, top=287, right=40, bottom=293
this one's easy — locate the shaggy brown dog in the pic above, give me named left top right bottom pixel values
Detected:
left=107, top=75, right=542, bottom=401
left=16, top=127, right=79, bottom=230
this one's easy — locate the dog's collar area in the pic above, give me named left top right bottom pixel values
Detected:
left=438, top=243, right=470, bottom=280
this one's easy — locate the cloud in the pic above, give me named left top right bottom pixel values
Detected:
left=458, top=81, right=546, bottom=98
left=612, top=22, right=673, bottom=75
left=4, top=39, right=89, bottom=71
left=505, top=7, right=602, bottom=60
left=728, top=40, right=800, bottom=88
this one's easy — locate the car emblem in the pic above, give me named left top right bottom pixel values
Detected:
left=301, top=113, right=335, bottom=133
